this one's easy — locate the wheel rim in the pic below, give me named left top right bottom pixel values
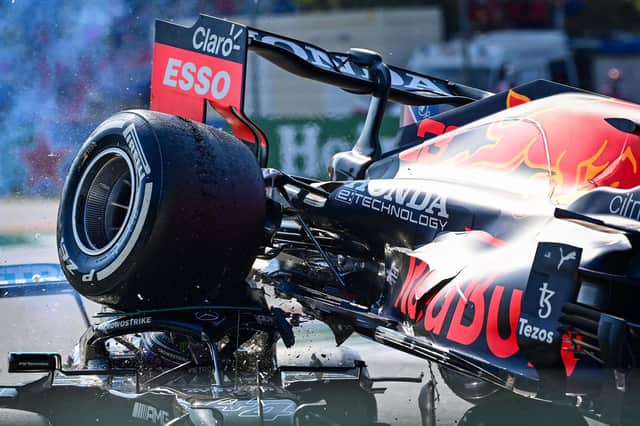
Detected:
left=72, top=147, right=135, bottom=255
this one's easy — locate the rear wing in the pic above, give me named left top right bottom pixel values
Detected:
left=150, top=14, right=491, bottom=166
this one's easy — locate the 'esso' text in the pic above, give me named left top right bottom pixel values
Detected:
left=162, top=58, right=231, bottom=100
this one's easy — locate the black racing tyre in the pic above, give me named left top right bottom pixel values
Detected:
left=438, top=366, right=508, bottom=404
left=57, top=110, right=265, bottom=310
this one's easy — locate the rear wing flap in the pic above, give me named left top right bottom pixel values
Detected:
left=247, top=28, right=490, bottom=105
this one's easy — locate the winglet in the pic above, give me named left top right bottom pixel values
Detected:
left=605, top=117, right=640, bottom=135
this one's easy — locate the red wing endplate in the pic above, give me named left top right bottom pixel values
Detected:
left=151, top=15, right=267, bottom=164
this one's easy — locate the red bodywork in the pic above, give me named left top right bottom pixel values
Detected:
left=400, top=92, right=640, bottom=197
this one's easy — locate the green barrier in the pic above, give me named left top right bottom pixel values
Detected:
left=255, top=115, right=400, bottom=179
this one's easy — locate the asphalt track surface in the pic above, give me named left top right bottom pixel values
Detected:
left=0, top=240, right=606, bottom=425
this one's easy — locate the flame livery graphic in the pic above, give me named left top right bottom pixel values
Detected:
left=400, top=93, right=640, bottom=195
